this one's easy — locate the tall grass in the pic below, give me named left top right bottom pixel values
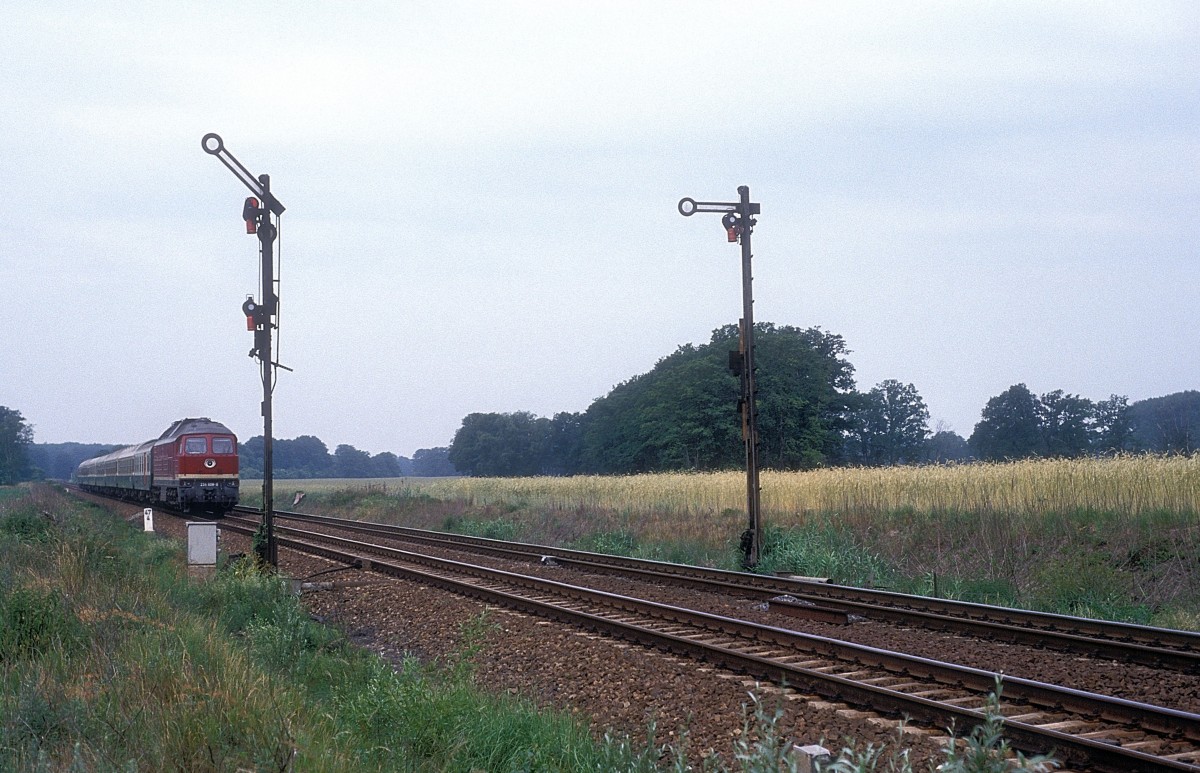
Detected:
left=0, top=484, right=664, bottom=771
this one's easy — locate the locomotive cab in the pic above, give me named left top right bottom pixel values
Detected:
left=152, top=418, right=241, bottom=515
left=174, top=431, right=239, bottom=513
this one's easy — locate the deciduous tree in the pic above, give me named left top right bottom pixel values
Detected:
left=924, top=430, right=971, bottom=462
left=1038, top=390, right=1094, bottom=457
left=1093, top=395, right=1134, bottom=454
left=847, top=380, right=931, bottom=465
left=411, top=447, right=457, bottom=477
left=0, top=407, right=34, bottom=485
left=969, top=384, right=1043, bottom=460
left=1129, top=391, right=1200, bottom=453
left=448, top=412, right=553, bottom=477
left=579, top=323, right=857, bottom=473
left=333, top=444, right=374, bottom=477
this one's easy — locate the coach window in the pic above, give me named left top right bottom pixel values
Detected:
left=185, top=437, right=207, bottom=454
left=212, top=437, right=234, bottom=455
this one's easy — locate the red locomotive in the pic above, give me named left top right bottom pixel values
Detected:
left=76, top=418, right=240, bottom=514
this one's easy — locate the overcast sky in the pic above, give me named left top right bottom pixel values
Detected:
left=3, top=2, right=1197, bottom=456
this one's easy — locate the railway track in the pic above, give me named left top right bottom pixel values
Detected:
left=234, top=505, right=1200, bottom=674
left=222, top=511, right=1200, bottom=772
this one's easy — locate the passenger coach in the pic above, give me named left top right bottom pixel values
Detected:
left=76, top=418, right=239, bottom=514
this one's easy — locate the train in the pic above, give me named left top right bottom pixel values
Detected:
left=75, top=418, right=240, bottom=514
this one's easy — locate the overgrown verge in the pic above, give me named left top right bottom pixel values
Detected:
left=753, top=506, right=1200, bottom=629
left=0, top=484, right=658, bottom=771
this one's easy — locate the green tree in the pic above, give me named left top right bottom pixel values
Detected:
left=448, top=412, right=553, bottom=477
left=969, top=384, right=1043, bottom=460
left=924, top=429, right=971, bottom=462
left=1037, top=389, right=1094, bottom=457
left=848, top=380, right=931, bottom=465
left=411, top=447, right=457, bottom=476
left=1092, top=394, right=1134, bottom=454
left=332, top=444, right=374, bottom=477
left=1129, top=390, right=1200, bottom=453
left=580, top=343, right=738, bottom=473
left=0, top=407, right=34, bottom=485
left=579, top=323, right=857, bottom=473
left=240, top=436, right=264, bottom=478
left=545, top=412, right=584, bottom=475
left=275, top=435, right=333, bottom=477
left=747, top=324, right=857, bottom=469
left=368, top=451, right=403, bottom=477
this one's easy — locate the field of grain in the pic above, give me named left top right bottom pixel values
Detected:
left=255, top=454, right=1200, bottom=520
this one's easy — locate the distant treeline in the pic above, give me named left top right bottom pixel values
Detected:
left=26, top=438, right=456, bottom=481
left=10, top=320, right=1200, bottom=484
left=445, top=323, right=1200, bottom=477
left=236, top=437, right=456, bottom=479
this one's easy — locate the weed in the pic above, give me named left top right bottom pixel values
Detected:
left=825, top=679, right=1058, bottom=773
left=578, top=530, right=639, bottom=556
left=0, top=587, right=82, bottom=661
left=938, top=680, right=1058, bottom=773
left=731, top=688, right=801, bottom=772
left=756, top=523, right=898, bottom=588
left=2, top=675, right=87, bottom=762
left=0, top=504, right=53, bottom=543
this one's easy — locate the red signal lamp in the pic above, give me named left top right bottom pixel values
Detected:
left=722, top=212, right=739, bottom=243
left=243, top=197, right=260, bottom=234
left=242, top=297, right=259, bottom=330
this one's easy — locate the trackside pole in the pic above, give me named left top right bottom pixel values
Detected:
left=678, top=186, right=763, bottom=568
left=201, top=133, right=287, bottom=568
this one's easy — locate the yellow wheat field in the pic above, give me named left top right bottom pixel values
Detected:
left=289, top=454, right=1200, bottom=521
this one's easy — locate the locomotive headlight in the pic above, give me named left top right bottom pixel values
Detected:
left=204, top=459, right=216, bottom=469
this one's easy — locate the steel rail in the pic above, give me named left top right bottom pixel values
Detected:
left=220, top=515, right=1200, bottom=772
left=237, top=506, right=1200, bottom=672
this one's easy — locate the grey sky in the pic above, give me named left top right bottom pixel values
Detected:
left=3, top=2, right=1197, bottom=456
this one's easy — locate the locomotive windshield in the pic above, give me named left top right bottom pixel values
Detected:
left=184, top=437, right=207, bottom=454
left=212, top=437, right=235, bottom=454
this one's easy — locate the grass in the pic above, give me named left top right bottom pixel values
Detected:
left=0, top=483, right=666, bottom=771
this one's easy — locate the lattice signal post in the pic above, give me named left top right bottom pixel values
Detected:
left=202, top=133, right=286, bottom=568
left=678, top=186, right=763, bottom=568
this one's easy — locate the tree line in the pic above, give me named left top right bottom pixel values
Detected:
left=970, top=384, right=1200, bottom=460
left=236, top=436, right=455, bottom=479
left=445, top=323, right=1200, bottom=477
left=5, top=327, right=1200, bottom=484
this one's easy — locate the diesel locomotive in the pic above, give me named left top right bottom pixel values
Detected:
left=76, top=418, right=240, bottom=514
